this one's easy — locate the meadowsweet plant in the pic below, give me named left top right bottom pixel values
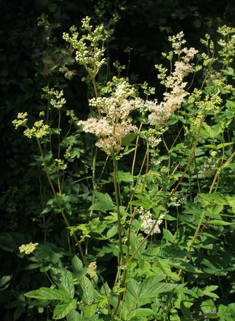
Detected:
left=13, top=19, right=235, bottom=321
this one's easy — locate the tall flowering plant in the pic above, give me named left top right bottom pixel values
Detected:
left=12, top=19, right=235, bottom=321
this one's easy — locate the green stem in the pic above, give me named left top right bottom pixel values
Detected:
left=188, top=205, right=207, bottom=253
left=127, top=142, right=148, bottom=214
left=194, top=152, right=201, bottom=194
left=98, top=274, right=115, bottom=321
left=218, top=276, right=224, bottom=298
left=164, top=289, right=175, bottom=321
left=131, top=122, right=143, bottom=176
left=112, top=270, right=127, bottom=316
left=163, top=113, right=205, bottom=206
left=113, top=156, right=125, bottom=264
left=209, top=150, right=235, bottom=194
left=127, top=212, right=161, bottom=265
left=36, top=138, right=89, bottom=267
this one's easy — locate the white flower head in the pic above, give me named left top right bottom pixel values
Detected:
left=140, top=209, right=165, bottom=235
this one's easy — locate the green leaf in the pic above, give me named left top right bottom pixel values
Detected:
left=41, top=206, right=52, bottom=214
left=223, top=67, right=234, bottom=75
left=89, top=202, right=114, bottom=213
left=121, top=133, right=137, bottom=146
left=53, top=300, right=77, bottom=319
left=126, top=279, right=140, bottom=299
left=130, top=195, right=153, bottom=209
left=19, top=82, right=31, bottom=92
left=107, top=225, right=118, bottom=238
left=0, top=232, right=17, bottom=252
left=128, top=308, right=157, bottom=319
left=227, top=100, right=235, bottom=108
left=164, top=259, right=203, bottom=273
left=72, top=256, right=87, bottom=280
left=201, top=258, right=221, bottom=274
left=93, top=191, right=113, bottom=206
left=216, top=142, right=234, bottom=150
left=138, top=260, right=151, bottom=272
left=180, top=301, right=192, bottom=320
left=212, top=204, right=223, bottom=215
left=0, top=275, right=11, bottom=291
left=82, top=303, right=97, bottom=318
left=89, top=191, right=114, bottom=213
left=201, top=123, right=222, bottom=139
left=218, top=304, right=235, bottom=320
left=201, top=299, right=217, bottom=318
left=25, top=287, right=71, bottom=300
left=24, top=263, right=41, bottom=270
left=50, top=267, right=75, bottom=299
left=14, top=305, right=25, bottom=321
left=163, top=228, right=176, bottom=243
left=79, top=276, right=94, bottom=305
left=110, top=171, right=134, bottom=183
left=176, top=283, right=198, bottom=298
left=199, top=285, right=219, bottom=299
left=36, top=243, right=63, bottom=264
left=67, top=309, right=84, bottom=321
left=70, top=147, right=81, bottom=159
left=209, top=220, right=231, bottom=226
left=204, top=144, right=217, bottom=149
left=139, top=274, right=169, bottom=299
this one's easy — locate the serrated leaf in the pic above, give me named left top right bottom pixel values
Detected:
left=200, top=232, right=218, bottom=240
left=130, top=195, right=153, bottom=209
left=53, top=300, right=77, bottom=319
left=89, top=202, right=114, bottom=213
left=67, top=309, right=84, bottom=321
left=80, top=276, right=94, bottom=305
left=107, top=225, right=118, bottom=238
left=216, top=142, right=234, bottom=150
left=126, top=279, right=140, bottom=299
left=209, top=220, right=231, bottom=226
left=163, top=228, right=176, bottom=243
left=50, top=268, right=75, bottom=299
left=25, top=263, right=41, bottom=270
left=201, top=123, right=222, bottom=139
left=181, top=301, right=192, bottom=319
left=93, top=191, right=113, bottom=206
left=218, top=304, right=235, bottom=320
left=72, top=256, right=87, bottom=280
left=121, top=133, right=137, bottom=146
left=201, top=299, right=217, bottom=318
left=0, top=275, right=11, bottom=290
left=128, top=308, right=157, bottom=319
left=165, top=259, right=203, bottom=273
left=139, top=260, right=151, bottom=272
left=110, top=171, right=134, bottom=183
left=82, top=303, right=97, bottom=318
left=41, top=206, right=52, bottom=214
left=139, top=274, right=167, bottom=299
left=176, top=283, right=198, bottom=298
left=227, top=100, right=235, bottom=108
left=25, top=288, right=71, bottom=300
left=204, top=144, right=217, bottom=149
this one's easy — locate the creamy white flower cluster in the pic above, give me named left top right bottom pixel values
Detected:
left=139, top=207, right=165, bottom=235
left=63, top=17, right=108, bottom=79
left=50, top=90, right=66, bottom=109
left=148, top=32, right=198, bottom=128
left=78, top=81, right=141, bottom=154
left=199, top=158, right=216, bottom=178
